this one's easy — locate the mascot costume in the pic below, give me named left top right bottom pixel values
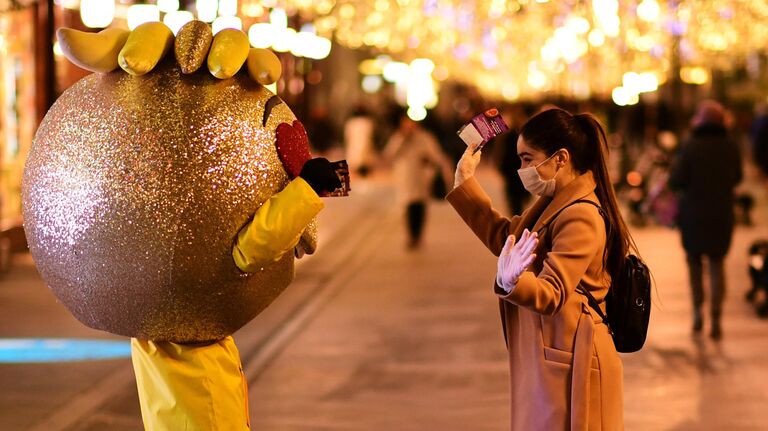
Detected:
left=22, top=20, right=349, bottom=430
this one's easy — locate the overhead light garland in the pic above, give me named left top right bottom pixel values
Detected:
left=62, top=0, right=768, bottom=104
left=260, top=0, right=768, bottom=104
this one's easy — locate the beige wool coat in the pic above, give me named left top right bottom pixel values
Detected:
left=446, top=171, right=623, bottom=431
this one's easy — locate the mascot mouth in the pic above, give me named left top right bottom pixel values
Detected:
left=265, top=95, right=316, bottom=256
left=275, top=120, right=312, bottom=179
left=274, top=120, right=316, bottom=255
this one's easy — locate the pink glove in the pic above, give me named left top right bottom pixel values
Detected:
left=496, top=229, right=539, bottom=293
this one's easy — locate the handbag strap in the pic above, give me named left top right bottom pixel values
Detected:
left=536, top=199, right=607, bottom=233
left=578, top=281, right=609, bottom=323
left=537, top=199, right=610, bottom=323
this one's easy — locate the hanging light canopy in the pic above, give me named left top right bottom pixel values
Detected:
left=69, top=0, right=768, bottom=102
left=262, top=0, right=768, bottom=101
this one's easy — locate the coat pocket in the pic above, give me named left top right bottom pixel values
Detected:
left=543, top=345, right=599, bottom=370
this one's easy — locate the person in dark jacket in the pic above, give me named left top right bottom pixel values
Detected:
left=750, top=103, right=768, bottom=177
left=493, top=106, right=530, bottom=215
left=669, top=100, right=742, bottom=340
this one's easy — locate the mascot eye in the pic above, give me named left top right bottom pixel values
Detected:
left=262, top=95, right=283, bottom=127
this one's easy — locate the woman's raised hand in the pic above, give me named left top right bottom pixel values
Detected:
left=496, top=229, right=539, bottom=293
left=454, top=144, right=482, bottom=189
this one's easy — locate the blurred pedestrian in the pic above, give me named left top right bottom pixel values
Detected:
left=306, top=107, right=338, bottom=155
left=384, top=109, right=452, bottom=249
left=344, top=105, right=376, bottom=178
left=750, top=102, right=768, bottom=177
left=493, top=106, right=530, bottom=215
left=669, top=100, right=742, bottom=340
left=448, top=108, right=632, bottom=429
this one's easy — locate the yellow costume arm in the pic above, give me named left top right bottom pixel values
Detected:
left=233, top=177, right=324, bottom=272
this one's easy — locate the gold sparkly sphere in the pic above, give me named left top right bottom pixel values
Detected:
left=23, top=59, right=316, bottom=342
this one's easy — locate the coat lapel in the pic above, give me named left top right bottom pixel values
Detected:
left=511, top=197, right=551, bottom=238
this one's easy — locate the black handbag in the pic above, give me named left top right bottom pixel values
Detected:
left=579, top=254, right=651, bottom=353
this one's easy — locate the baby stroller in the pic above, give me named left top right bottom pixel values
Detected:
left=746, top=240, right=768, bottom=318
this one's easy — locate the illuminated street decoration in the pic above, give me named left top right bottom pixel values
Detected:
left=79, top=0, right=115, bottom=28
left=212, top=15, right=242, bottom=34
left=163, top=10, right=195, bottom=35
left=262, top=0, right=768, bottom=102
left=126, top=4, right=160, bottom=30
left=64, top=1, right=768, bottom=103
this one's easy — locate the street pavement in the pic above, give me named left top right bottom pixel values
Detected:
left=1, top=167, right=767, bottom=430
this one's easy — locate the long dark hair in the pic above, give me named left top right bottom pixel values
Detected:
left=520, top=108, right=638, bottom=280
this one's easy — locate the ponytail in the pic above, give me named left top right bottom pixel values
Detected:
left=573, top=113, right=639, bottom=279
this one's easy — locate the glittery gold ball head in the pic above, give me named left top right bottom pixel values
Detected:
left=23, top=60, right=316, bottom=342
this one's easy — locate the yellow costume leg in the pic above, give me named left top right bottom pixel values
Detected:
left=131, top=336, right=251, bottom=431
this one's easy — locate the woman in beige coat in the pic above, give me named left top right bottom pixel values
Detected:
left=447, top=108, right=636, bottom=430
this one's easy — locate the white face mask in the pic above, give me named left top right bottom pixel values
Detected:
left=517, top=151, right=561, bottom=197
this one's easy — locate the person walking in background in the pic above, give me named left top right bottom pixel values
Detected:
left=384, top=109, right=453, bottom=250
left=344, top=105, right=376, bottom=179
left=448, top=108, right=632, bottom=429
left=669, top=100, right=743, bottom=340
left=750, top=102, right=768, bottom=178
left=305, top=107, right=338, bottom=156
left=493, top=106, right=530, bottom=215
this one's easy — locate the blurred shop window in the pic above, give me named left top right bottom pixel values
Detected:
left=0, top=4, right=37, bottom=238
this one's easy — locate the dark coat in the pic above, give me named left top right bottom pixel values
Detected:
left=669, top=124, right=742, bottom=257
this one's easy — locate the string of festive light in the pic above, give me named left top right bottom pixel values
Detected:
left=265, top=0, right=768, bottom=103
left=67, top=0, right=768, bottom=104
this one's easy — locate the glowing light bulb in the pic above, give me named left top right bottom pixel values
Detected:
left=611, top=86, right=639, bottom=106
left=528, top=69, right=547, bottom=89
left=157, top=0, right=180, bottom=13
left=164, top=10, right=194, bottom=35
left=383, top=62, right=410, bottom=83
left=410, top=58, right=435, bottom=74
left=212, top=16, right=242, bottom=34
left=588, top=29, right=605, bottom=46
left=249, top=23, right=275, bottom=49
left=53, top=41, right=64, bottom=57
left=196, top=0, right=218, bottom=23
left=80, top=0, right=115, bottom=28
left=218, top=0, right=238, bottom=16
left=680, top=66, right=709, bottom=85
left=270, top=8, right=288, bottom=29
left=309, top=36, right=332, bottom=60
left=271, top=28, right=296, bottom=53
left=127, top=4, right=160, bottom=30
left=637, top=0, right=660, bottom=23
left=407, top=106, right=427, bottom=121
left=362, top=75, right=383, bottom=93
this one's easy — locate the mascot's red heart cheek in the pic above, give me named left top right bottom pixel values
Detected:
left=276, top=121, right=312, bottom=178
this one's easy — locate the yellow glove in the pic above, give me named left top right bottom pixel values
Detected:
left=118, top=22, right=174, bottom=76
left=57, top=27, right=130, bottom=73
left=207, top=29, right=250, bottom=79
left=232, top=178, right=324, bottom=272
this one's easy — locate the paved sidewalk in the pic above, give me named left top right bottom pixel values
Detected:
left=246, top=171, right=768, bottom=431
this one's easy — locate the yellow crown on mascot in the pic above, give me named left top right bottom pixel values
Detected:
left=23, top=21, right=317, bottom=343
